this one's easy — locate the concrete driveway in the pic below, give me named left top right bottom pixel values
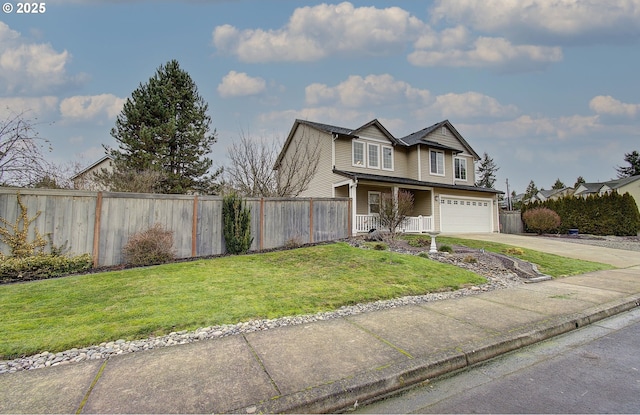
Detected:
left=449, top=233, right=640, bottom=269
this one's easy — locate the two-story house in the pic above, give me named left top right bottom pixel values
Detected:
left=274, top=118, right=503, bottom=235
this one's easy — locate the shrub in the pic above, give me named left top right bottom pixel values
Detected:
left=0, top=253, right=92, bottom=283
left=463, top=255, right=477, bottom=263
left=522, top=207, right=561, bottom=235
left=407, top=236, right=430, bottom=247
left=122, top=223, right=175, bottom=266
left=222, top=193, right=253, bottom=255
left=504, top=247, right=525, bottom=256
left=0, top=192, right=48, bottom=258
left=439, top=245, right=453, bottom=253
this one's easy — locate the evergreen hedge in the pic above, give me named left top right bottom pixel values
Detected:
left=522, top=192, right=640, bottom=236
left=222, top=193, right=253, bottom=254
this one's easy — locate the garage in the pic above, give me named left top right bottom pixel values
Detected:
left=440, top=196, right=493, bottom=233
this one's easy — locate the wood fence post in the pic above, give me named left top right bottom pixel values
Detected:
left=260, top=198, right=264, bottom=250
left=348, top=198, right=352, bottom=237
left=92, top=192, right=103, bottom=268
left=192, top=195, right=198, bottom=257
left=309, top=198, right=314, bottom=243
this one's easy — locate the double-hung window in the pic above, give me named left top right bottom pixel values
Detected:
left=368, top=191, right=381, bottom=214
left=454, top=157, right=467, bottom=181
left=382, top=146, right=393, bottom=170
left=353, top=141, right=365, bottom=166
left=430, top=150, right=444, bottom=176
left=367, top=143, right=380, bottom=169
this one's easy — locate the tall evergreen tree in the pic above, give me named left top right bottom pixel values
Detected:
left=616, top=150, right=640, bottom=178
left=524, top=180, right=538, bottom=200
left=552, top=178, right=565, bottom=189
left=573, top=176, right=586, bottom=188
left=475, top=152, right=499, bottom=188
left=106, top=60, right=220, bottom=194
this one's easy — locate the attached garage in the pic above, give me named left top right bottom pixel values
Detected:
left=439, top=195, right=493, bottom=233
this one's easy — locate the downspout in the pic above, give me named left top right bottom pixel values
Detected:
left=417, top=144, right=422, bottom=181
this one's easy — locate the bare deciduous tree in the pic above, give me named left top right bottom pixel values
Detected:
left=0, top=110, right=52, bottom=187
left=225, top=131, right=321, bottom=197
left=92, top=167, right=166, bottom=193
left=378, top=189, right=414, bottom=240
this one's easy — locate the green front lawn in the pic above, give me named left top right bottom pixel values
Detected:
left=0, top=242, right=485, bottom=359
left=402, top=235, right=614, bottom=277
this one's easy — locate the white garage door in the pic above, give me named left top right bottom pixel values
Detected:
left=440, top=196, right=493, bottom=233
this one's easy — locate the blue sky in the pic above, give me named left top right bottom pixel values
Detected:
left=1, top=0, right=639, bottom=194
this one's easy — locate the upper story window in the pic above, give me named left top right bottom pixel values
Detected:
left=382, top=146, right=393, bottom=170
left=352, top=139, right=393, bottom=171
left=430, top=150, right=444, bottom=176
left=367, top=143, right=380, bottom=169
left=454, top=157, right=467, bottom=181
left=353, top=141, right=365, bottom=166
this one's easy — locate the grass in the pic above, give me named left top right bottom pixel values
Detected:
left=402, top=235, right=614, bottom=277
left=0, top=242, right=485, bottom=359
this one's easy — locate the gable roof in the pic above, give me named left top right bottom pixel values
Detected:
left=70, top=156, right=113, bottom=180
left=399, top=120, right=480, bottom=159
left=574, top=175, right=640, bottom=194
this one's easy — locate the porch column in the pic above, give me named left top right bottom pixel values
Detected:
left=349, top=180, right=358, bottom=235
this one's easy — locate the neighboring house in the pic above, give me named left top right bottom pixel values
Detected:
left=573, top=176, right=640, bottom=209
left=274, top=119, right=503, bottom=234
left=71, top=156, right=113, bottom=191
left=530, top=187, right=574, bottom=203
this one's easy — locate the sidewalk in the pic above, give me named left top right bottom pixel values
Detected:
left=1, top=235, right=639, bottom=414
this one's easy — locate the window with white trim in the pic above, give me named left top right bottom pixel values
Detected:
left=454, top=157, right=467, bottom=181
left=367, top=143, right=380, bottom=169
left=368, top=191, right=381, bottom=214
left=382, top=146, right=393, bottom=170
left=353, top=141, right=365, bottom=167
left=430, top=150, right=444, bottom=176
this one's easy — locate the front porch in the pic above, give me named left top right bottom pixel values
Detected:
left=334, top=181, right=436, bottom=235
left=355, top=214, right=434, bottom=233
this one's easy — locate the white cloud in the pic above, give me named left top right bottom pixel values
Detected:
left=0, top=96, right=59, bottom=117
left=429, top=92, right=518, bottom=118
left=408, top=36, right=562, bottom=69
left=430, top=0, right=640, bottom=44
left=59, top=94, right=125, bottom=121
left=589, top=95, right=639, bottom=118
left=217, top=71, right=266, bottom=98
left=305, top=74, right=431, bottom=108
left=213, top=2, right=424, bottom=62
left=0, top=22, right=81, bottom=95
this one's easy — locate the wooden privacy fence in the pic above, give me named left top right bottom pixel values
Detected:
left=499, top=210, right=524, bottom=234
left=0, top=188, right=351, bottom=267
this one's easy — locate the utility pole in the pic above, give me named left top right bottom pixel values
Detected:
left=506, top=178, right=512, bottom=210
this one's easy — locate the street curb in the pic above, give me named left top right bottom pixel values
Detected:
left=238, top=295, right=640, bottom=414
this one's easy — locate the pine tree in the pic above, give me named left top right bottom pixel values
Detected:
left=552, top=178, right=565, bottom=189
left=573, top=176, right=586, bottom=188
left=222, top=193, right=253, bottom=254
left=616, top=150, right=640, bottom=178
left=106, top=60, right=220, bottom=194
left=475, top=152, right=499, bottom=188
left=524, top=180, right=538, bottom=200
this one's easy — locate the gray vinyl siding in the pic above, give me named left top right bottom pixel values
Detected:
left=285, top=124, right=334, bottom=198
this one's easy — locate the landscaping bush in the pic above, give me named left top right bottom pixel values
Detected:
left=222, top=193, right=253, bottom=255
left=522, top=207, right=561, bottom=234
left=438, top=245, right=453, bottom=253
left=122, top=223, right=175, bottom=266
left=0, top=253, right=92, bottom=282
left=522, top=192, right=640, bottom=236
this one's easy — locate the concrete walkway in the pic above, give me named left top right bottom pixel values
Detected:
left=1, top=235, right=639, bottom=414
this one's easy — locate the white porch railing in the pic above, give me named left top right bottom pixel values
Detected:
left=355, top=215, right=434, bottom=234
